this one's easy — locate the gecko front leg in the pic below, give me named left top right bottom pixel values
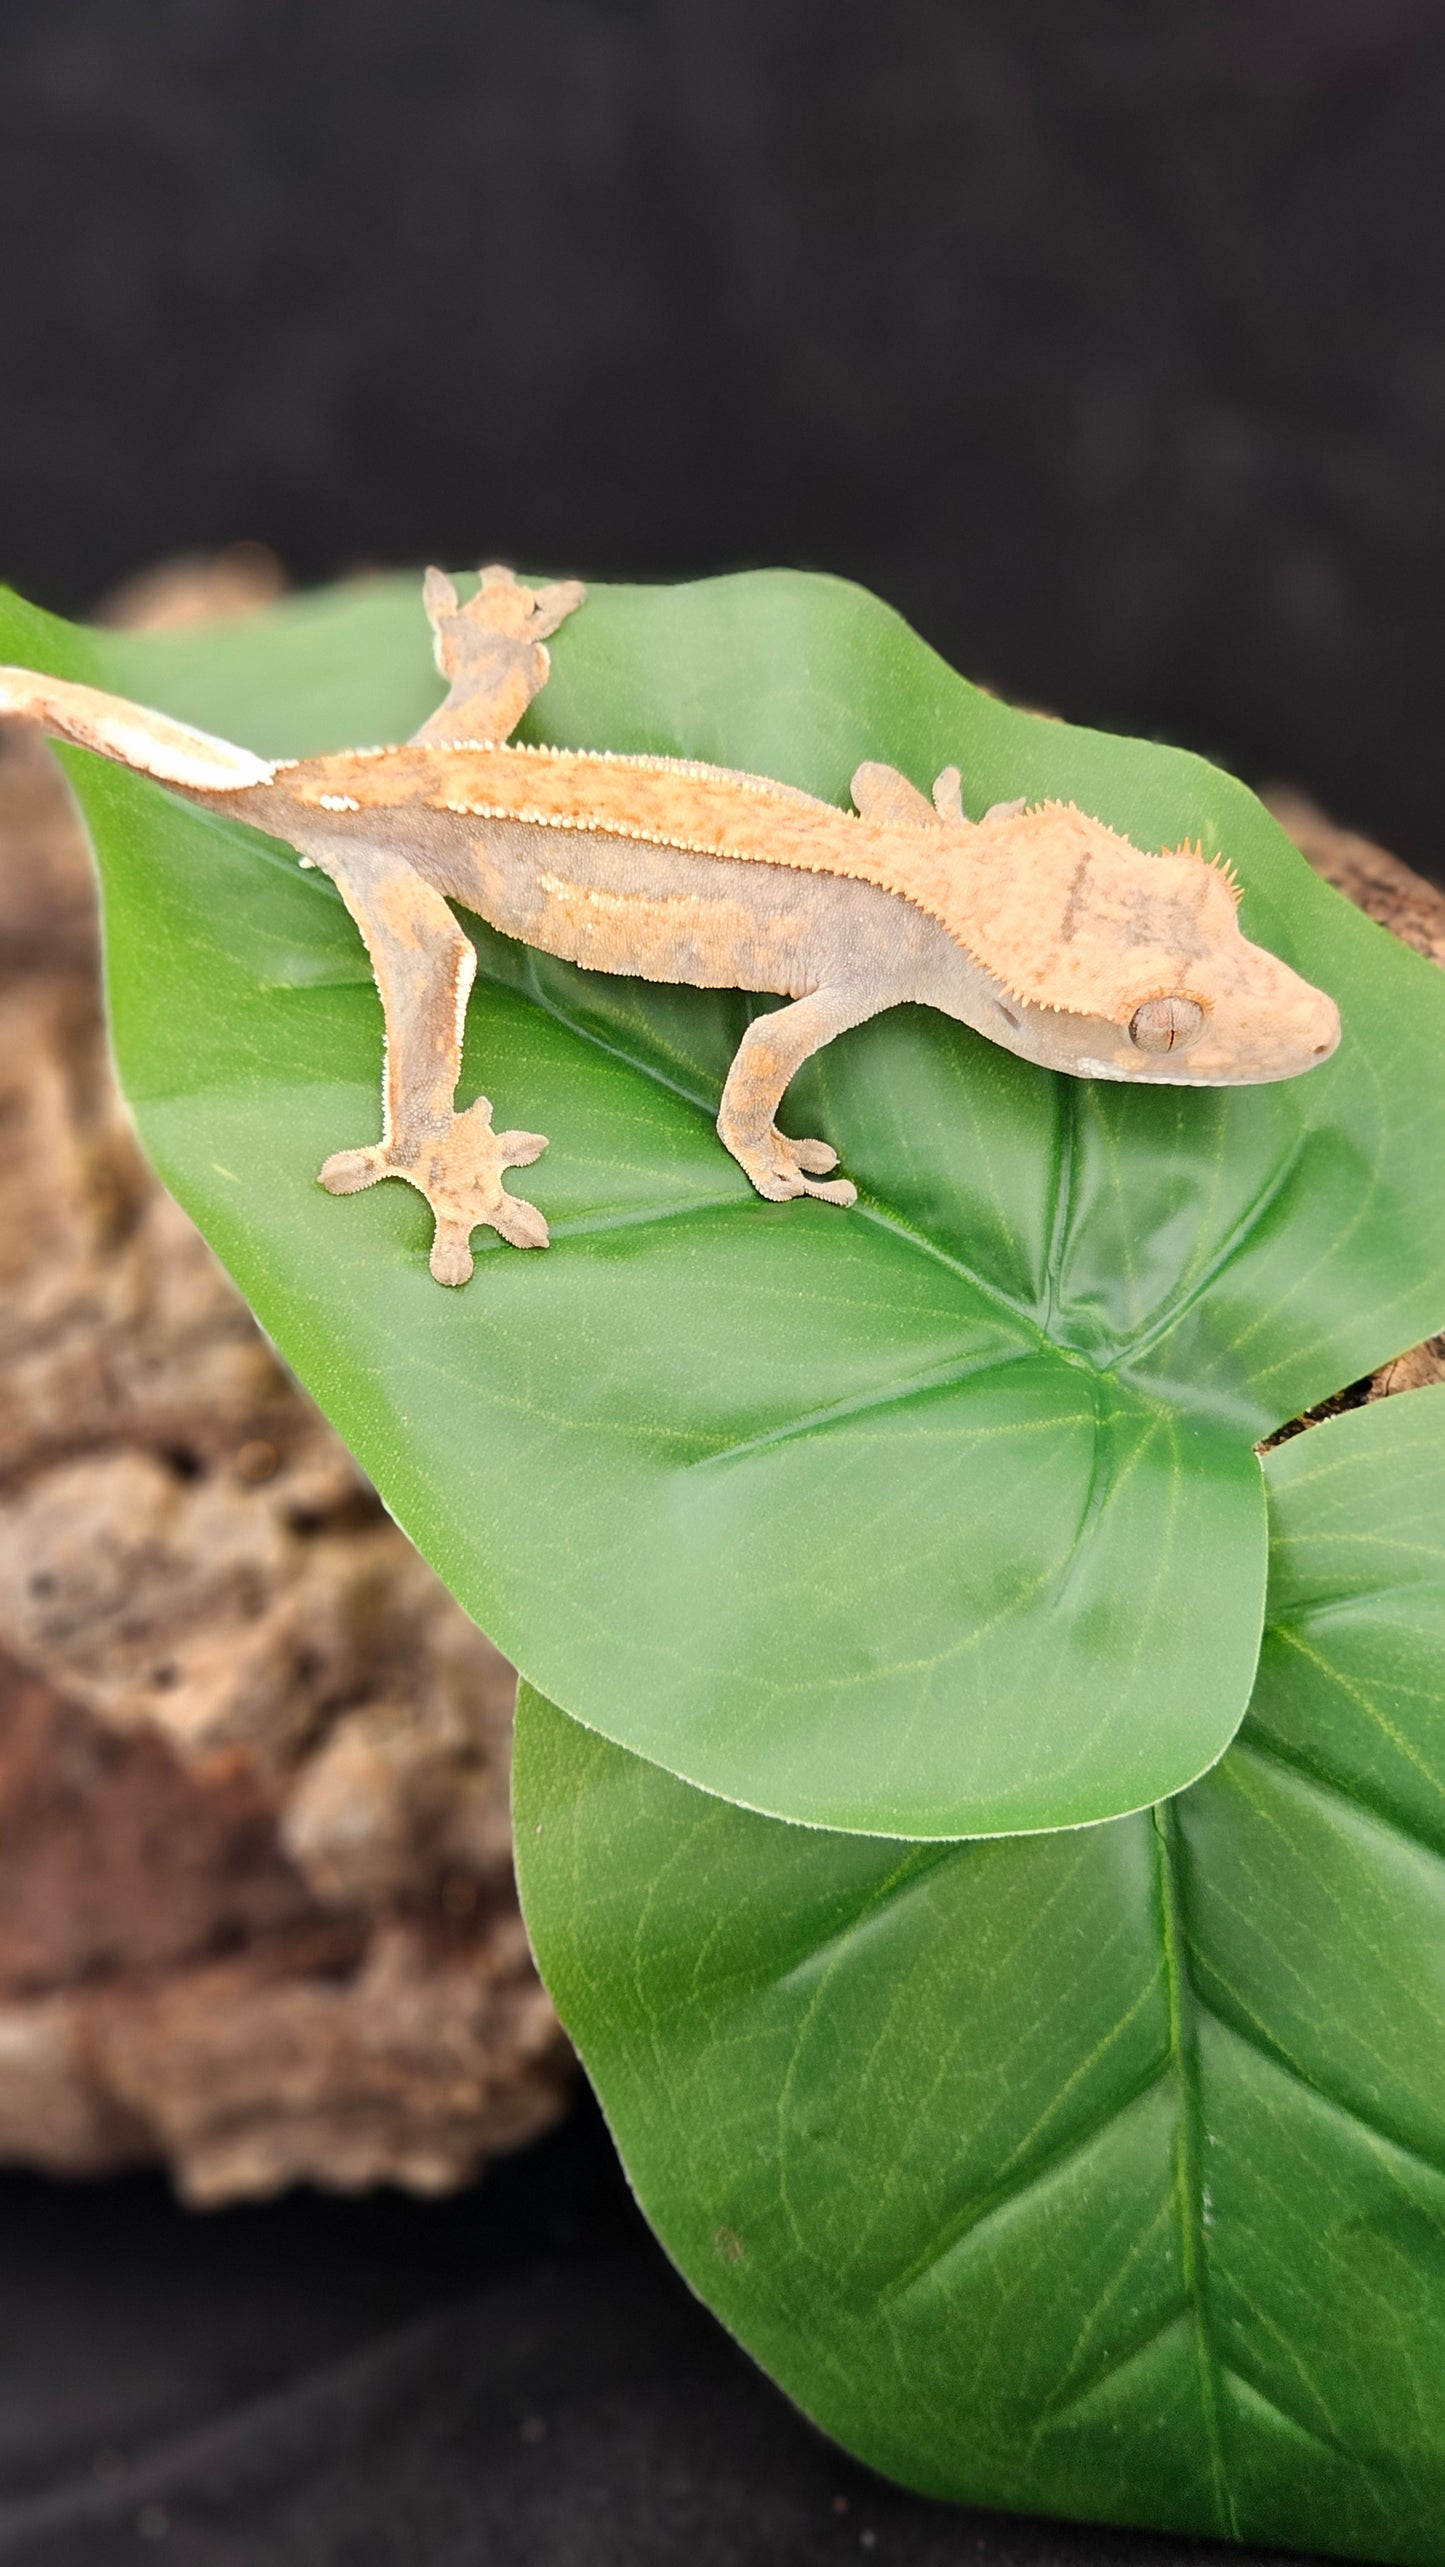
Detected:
left=314, top=842, right=549, bottom=1281
left=717, top=986, right=881, bottom=1207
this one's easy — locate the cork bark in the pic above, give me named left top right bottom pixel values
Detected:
left=0, top=717, right=571, bottom=2204
left=1260, top=788, right=1445, bottom=1427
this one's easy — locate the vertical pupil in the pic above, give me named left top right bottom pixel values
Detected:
left=1130, top=997, right=1201, bottom=1052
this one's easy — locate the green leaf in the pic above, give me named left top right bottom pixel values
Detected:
left=516, top=1386, right=1445, bottom=2564
left=4, top=571, right=1445, bottom=1836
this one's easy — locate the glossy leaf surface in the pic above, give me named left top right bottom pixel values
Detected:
left=517, top=1387, right=1445, bottom=2564
left=4, top=574, right=1445, bottom=1834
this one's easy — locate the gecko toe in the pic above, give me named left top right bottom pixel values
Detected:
left=430, top=1225, right=476, bottom=1287
left=497, top=1128, right=550, bottom=1171
left=772, top=1129, right=852, bottom=1203
left=728, top=1127, right=856, bottom=1208
left=488, top=1191, right=550, bottom=1250
left=319, top=1144, right=387, bottom=1195
left=427, top=1185, right=548, bottom=1280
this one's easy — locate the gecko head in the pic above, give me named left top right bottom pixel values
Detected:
left=973, top=815, right=1340, bottom=1087
left=1092, top=844, right=1340, bottom=1086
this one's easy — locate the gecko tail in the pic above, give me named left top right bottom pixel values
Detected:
left=0, top=668, right=274, bottom=792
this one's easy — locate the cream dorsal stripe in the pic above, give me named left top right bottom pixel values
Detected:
left=288, top=738, right=1241, bottom=1021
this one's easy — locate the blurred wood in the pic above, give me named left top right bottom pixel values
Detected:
left=1265, top=787, right=1445, bottom=1417
left=1266, top=784, right=1445, bottom=970
left=96, top=542, right=286, bottom=633
left=0, top=700, right=571, bottom=2206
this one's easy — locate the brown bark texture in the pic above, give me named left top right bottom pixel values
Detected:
left=1260, top=788, right=1445, bottom=1427
left=0, top=711, right=572, bottom=2206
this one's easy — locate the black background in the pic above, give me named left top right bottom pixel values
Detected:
left=0, top=2103, right=1322, bottom=2567
left=4, top=0, right=1445, bottom=876
left=0, top=5, right=1432, bottom=2559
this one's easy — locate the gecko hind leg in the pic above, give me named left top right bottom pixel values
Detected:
left=716, top=987, right=882, bottom=1208
left=314, top=841, right=550, bottom=1282
left=412, top=564, right=587, bottom=747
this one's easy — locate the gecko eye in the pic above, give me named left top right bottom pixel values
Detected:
left=1128, top=995, right=1205, bottom=1053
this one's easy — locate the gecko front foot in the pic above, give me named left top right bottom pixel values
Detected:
left=722, top=1125, right=858, bottom=1209
left=319, top=1097, right=550, bottom=1284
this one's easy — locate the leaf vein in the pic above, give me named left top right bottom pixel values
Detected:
left=876, top=2049, right=1173, bottom=2309
left=1153, top=1802, right=1238, bottom=2540
left=1193, top=1988, right=1445, bottom=2185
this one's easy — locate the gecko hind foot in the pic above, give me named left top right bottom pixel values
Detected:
left=724, top=1126, right=858, bottom=1208
left=319, top=1098, right=550, bottom=1284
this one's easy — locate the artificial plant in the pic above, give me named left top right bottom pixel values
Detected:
left=3, top=566, right=1443, bottom=2560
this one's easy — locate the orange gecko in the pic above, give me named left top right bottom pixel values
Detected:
left=0, top=567, right=1340, bottom=1284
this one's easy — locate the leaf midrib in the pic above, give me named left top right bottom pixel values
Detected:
left=1153, top=1799, right=1238, bottom=2542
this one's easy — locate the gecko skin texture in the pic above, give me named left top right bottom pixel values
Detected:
left=0, top=567, right=1340, bottom=1284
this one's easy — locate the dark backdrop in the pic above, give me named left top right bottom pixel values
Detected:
left=0, top=9, right=1433, bottom=2560
left=0, top=2101, right=1326, bottom=2567
left=4, top=0, right=1445, bottom=874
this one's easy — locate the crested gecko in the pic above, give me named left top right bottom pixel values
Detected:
left=0, top=567, right=1340, bottom=1285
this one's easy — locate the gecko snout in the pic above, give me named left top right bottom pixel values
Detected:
left=1197, top=949, right=1341, bottom=1084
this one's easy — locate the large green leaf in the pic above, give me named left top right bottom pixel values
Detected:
left=516, top=1386, right=1445, bottom=2565
left=4, top=573, right=1445, bottom=1836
